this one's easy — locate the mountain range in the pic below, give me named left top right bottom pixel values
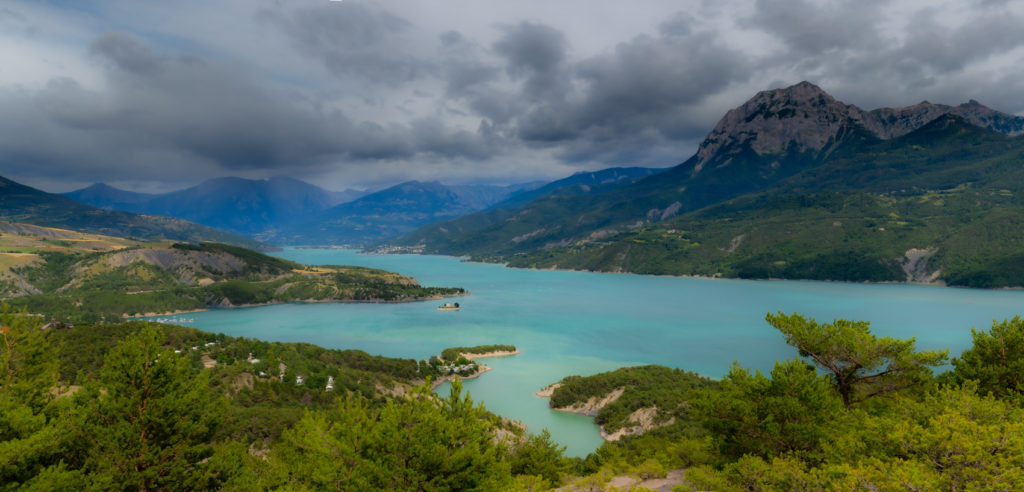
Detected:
left=392, top=82, right=1024, bottom=288
left=64, top=176, right=366, bottom=237
left=265, top=180, right=544, bottom=245
left=0, top=175, right=263, bottom=250
left=63, top=177, right=549, bottom=245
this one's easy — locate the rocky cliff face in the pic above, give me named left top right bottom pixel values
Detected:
left=695, top=82, right=859, bottom=171
left=861, top=99, right=1024, bottom=139
left=694, top=81, right=1024, bottom=174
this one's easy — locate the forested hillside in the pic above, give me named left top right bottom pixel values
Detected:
left=394, top=84, right=1024, bottom=288
left=506, top=116, right=1024, bottom=287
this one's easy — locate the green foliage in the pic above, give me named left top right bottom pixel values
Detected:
left=0, top=304, right=73, bottom=489
left=1, top=307, right=57, bottom=410
left=0, top=307, right=553, bottom=491
left=440, top=344, right=516, bottom=362
left=508, top=429, right=572, bottom=485
left=686, top=384, right=1024, bottom=491
left=47, top=321, right=208, bottom=383
left=263, top=379, right=513, bottom=490
left=171, top=242, right=299, bottom=273
left=953, top=316, right=1024, bottom=399
left=694, top=359, right=842, bottom=461
left=81, top=327, right=226, bottom=490
left=767, top=311, right=948, bottom=408
left=549, top=365, right=714, bottom=433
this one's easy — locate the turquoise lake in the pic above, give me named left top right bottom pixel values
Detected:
left=172, top=249, right=1024, bottom=457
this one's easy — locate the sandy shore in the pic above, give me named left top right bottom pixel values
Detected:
left=460, top=349, right=522, bottom=361
left=534, top=382, right=562, bottom=398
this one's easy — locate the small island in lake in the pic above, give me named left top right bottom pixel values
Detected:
left=438, top=302, right=461, bottom=311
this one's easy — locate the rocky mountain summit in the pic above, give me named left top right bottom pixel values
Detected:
left=694, top=81, right=1024, bottom=174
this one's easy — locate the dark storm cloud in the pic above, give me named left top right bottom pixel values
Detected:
left=91, top=31, right=164, bottom=75
left=742, top=0, right=1024, bottom=114
left=493, top=22, right=569, bottom=99
left=485, top=15, right=749, bottom=164
left=0, top=30, right=495, bottom=188
left=263, top=2, right=427, bottom=85
left=4, top=0, right=1024, bottom=191
left=746, top=0, right=886, bottom=56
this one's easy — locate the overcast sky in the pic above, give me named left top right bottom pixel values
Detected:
left=3, top=0, right=1024, bottom=193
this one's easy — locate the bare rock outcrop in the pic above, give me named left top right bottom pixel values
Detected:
left=694, top=81, right=1024, bottom=175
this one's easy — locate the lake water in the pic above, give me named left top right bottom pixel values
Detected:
left=173, top=249, right=1024, bottom=457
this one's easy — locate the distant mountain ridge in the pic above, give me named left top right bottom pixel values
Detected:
left=269, top=180, right=540, bottom=245
left=64, top=176, right=366, bottom=237
left=0, top=175, right=264, bottom=250
left=63, top=183, right=155, bottom=211
left=64, top=176, right=546, bottom=246
left=492, top=167, right=666, bottom=210
left=393, top=82, right=1024, bottom=287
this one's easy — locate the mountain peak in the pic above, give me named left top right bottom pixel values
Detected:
left=694, top=83, right=1024, bottom=174
left=776, top=80, right=831, bottom=100
left=695, top=82, right=853, bottom=170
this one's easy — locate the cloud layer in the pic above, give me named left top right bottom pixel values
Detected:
left=2, top=0, right=1023, bottom=192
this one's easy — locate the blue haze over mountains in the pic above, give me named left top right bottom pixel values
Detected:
left=60, top=168, right=665, bottom=246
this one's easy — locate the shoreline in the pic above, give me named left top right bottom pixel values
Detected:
left=127, top=292, right=470, bottom=319
left=430, top=348, right=521, bottom=389
left=290, top=247, right=1016, bottom=290
left=125, top=308, right=208, bottom=318
left=460, top=349, right=522, bottom=361
left=429, top=364, right=493, bottom=390
left=457, top=257, right=998, bottom=290
left=534, top=382, right=562, bottom=398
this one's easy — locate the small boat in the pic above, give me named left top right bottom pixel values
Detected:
left=437, top=302, right=460, bottom=311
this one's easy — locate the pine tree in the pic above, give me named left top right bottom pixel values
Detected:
left=82, top=327, right=225, bottom=490
left=766, top=312, right=948, bottom=408
left=267, top=378, right=512, bottom=490
left=953, top=316, right=1024, bottom=399
left=0, top=304, right=83, bottom=488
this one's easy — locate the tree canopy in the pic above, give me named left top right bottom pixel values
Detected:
left=953, top=316, right=1024, bottom=399
left=766, top=312, right=948, bottom=408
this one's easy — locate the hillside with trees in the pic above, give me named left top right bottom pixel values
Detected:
left=6, top=302, right=1024, bottom=489
left=0, top=229, right=463, bottom=321
left=394, top=84, right=1024, bottom=288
